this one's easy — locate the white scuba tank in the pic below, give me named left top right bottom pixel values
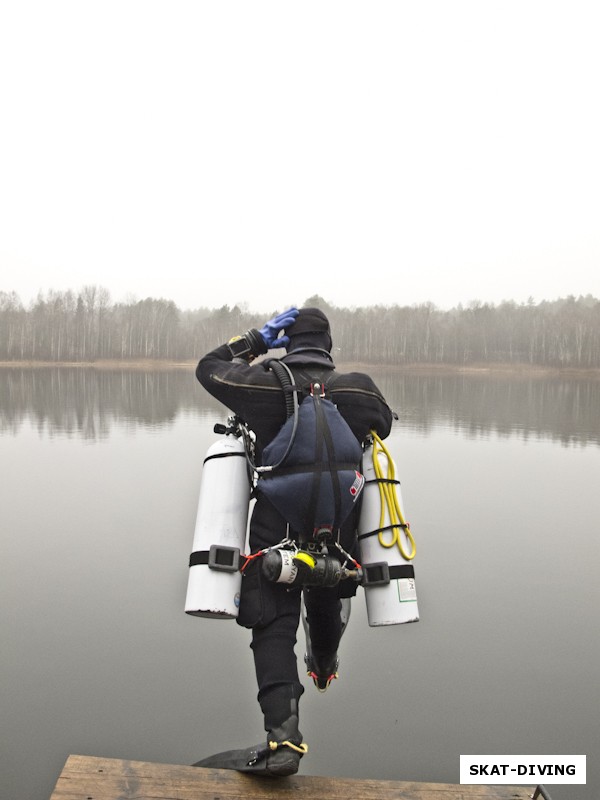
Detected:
left=185, top=433, right=251, bottom=619
left=358, top=440, right=419, bottom=626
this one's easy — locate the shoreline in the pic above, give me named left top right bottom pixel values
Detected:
left=1, top=359, right=599, bottom=379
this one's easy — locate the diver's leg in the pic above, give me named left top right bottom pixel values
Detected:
left=249, top=589, right=306, bottom=775
left=302, top=586, right=351, bottom=691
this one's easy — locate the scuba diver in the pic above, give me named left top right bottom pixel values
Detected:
left=193, top=306, right=393, bottom=776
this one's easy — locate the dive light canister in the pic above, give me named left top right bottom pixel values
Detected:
left=262, top=549, right=299, bottom=584
left=358, top=442, right=419, bottom=626
left=185, top=434, right=250, bottom=619
left=261, top=549, right=343, bottom=587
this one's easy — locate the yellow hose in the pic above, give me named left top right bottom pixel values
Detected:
left=370, top=430, right=416, bottom=561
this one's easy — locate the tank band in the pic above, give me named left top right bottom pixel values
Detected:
left=389, top=564, right=415, bottom=579
left=362, top=561, right=415, bottom=587
left=357, top=522, right=409, bottom=541
left=203, top=450, right=246, bottom=465
left=189, top=545, right=241, bottom=572
left=189, top=550, right=209, bottom=566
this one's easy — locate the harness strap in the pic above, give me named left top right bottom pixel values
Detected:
left=312, top=383, right=343, bottom=532
left=260, top=461, right=358, bottom=477
left=307, top=385, right=325, bottom=535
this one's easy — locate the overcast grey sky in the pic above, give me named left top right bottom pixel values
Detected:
left=1, top=1, right=599, bottom=314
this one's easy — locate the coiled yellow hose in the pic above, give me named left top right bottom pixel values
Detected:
left=370, top=430, right=416, bottom=561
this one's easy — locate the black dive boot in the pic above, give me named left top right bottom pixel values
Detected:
left=193, top=688, right=307, bottom=777
left=304, top=649, right=339, bottom=692
left=260, top=685, right=306, bottom=776
left=192, top=715, right=306, bottom=776
left=263, top=714, right=306, bottom=776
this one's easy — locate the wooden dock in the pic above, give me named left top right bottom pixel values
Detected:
left=49, top=754, right=536, bottom=799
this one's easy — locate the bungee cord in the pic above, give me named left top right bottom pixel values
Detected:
left=370, top=430, right=416, bottom=561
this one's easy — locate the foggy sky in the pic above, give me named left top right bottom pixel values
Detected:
left=1, top=1, right=599, bottom=314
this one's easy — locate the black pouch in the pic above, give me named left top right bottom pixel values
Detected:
left=236, top=561, right=277, bottom=629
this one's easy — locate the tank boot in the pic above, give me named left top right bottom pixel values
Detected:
left=302, top=597, right=351, bottom=692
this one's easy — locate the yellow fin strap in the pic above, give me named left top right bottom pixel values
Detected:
left=269, top=740, right=309, bottom=755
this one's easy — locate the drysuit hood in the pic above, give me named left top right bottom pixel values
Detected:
left=282, top=307, right=334, bottom=368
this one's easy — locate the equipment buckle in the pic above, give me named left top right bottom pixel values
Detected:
left=362, top=561, right=391, bottom=586
left=208, top=545, right=241, bottom=573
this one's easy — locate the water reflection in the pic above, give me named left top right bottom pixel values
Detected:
left=373, top=370, right=600, bottom=446
left=1, top=367, right=599, bottom=446
left=0, top=368, right=219, bottom=440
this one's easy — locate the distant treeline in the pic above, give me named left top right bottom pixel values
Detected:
left=1, top=288, right=600, bottom=368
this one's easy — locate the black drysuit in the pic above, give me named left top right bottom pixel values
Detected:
left=196, top=343, right=393, bottom=730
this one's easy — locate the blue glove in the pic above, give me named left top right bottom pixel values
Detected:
left=259, top=307, right=299, bottom=349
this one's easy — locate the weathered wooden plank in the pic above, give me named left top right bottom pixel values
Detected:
left=49, top=755, right=535, bottom=800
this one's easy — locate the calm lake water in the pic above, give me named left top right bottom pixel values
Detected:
left=1, top=367, right=598, bottom=800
